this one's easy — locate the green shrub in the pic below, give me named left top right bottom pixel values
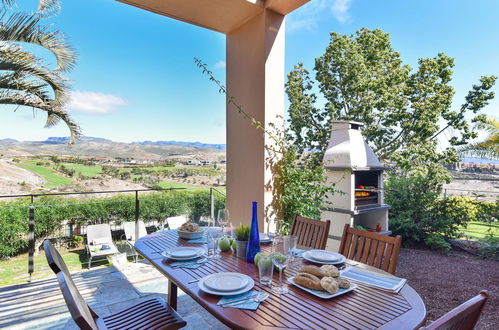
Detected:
left=476, top=200, right=499, bottom=223
left=479, top=228, right=499, bottom=259
left=385, top=169, right=495, bottom=252
left=0, top=190, right=226, bottom=258
left=424, top=233, right=451, bottom=253
left=433, top=196, right=479, bottom=224
left=388, top=217, right=422, bottom=245
left=68, top=235, right=84, bottom=248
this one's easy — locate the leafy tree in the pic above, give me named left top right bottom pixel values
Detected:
left=459, top=117, right=499, bottom=159
left=286, top=28, right=497, bottom=250
left=286, top=28, right=496, bottom=167
left=0, top=0, right=80, bottom=142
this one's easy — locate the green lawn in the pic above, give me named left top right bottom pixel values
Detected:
left=17, top=163, right=72, bottom=188
left=0, top=248, right=87, bottom=287
left=459, top=221, right=499, bottom=240
left=0, top=242, right=136, bottom=287
left=62, top=163, right=102, bottom=177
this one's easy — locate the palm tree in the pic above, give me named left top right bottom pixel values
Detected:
left=0, top=1, right=80, bottom=143
left=459, top=117, right=499, bottom=159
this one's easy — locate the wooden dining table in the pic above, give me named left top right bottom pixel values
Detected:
left=135, top=230, right=426, bottom=330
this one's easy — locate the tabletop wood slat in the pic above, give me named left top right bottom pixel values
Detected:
left=135, top=230, right=426, bottom=330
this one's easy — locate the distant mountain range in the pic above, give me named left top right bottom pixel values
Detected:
left=133, top=140, right=226, bottom=150
left=0, top=136, right=226, bottom=150
left=0, top=136, right=226, bottom=159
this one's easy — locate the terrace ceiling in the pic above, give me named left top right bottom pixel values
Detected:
left=117, top=0, right=309, bottom=34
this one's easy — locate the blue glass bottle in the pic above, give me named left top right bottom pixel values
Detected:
left=246, top=201, right=261, bottom=263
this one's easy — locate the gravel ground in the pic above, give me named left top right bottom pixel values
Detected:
left=396, top=248, right=499, bottom=329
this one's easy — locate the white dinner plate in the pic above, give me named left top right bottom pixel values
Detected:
left=288, top=277, right=357, bottom=299
left=203, top=273, right=249, bottom=292
left=303, top=251, right=346, bottom=265
left=161, top=247, right=205, bottom=260
left=307, top=250, right=342, bottom=262
left=198, top=273, right=254, bottom=296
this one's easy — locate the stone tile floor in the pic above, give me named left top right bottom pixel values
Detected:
left=0, top=260, right=228, bottom=329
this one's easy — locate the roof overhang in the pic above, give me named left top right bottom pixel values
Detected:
left=117, top=0, right=309, bottom=34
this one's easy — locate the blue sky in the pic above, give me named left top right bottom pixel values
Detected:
left=1, top=0, right=498, bottom=144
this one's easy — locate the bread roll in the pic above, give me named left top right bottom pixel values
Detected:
left=320, top=265, right=339, bottom=277
left=295, top=273, right=323, bottom=290
left=336, top=277, right=351, bottom=289
left=320, top=277, right=339, bottom=294
left=299, top=265, right=325, bottom=278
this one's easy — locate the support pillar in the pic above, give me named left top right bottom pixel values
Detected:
left=226, top=9, right=285, bottom=231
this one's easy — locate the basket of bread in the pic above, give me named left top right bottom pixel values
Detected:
left=288, top=265, right=357, bottom=299
left=177, top=222, right=204, bottom=239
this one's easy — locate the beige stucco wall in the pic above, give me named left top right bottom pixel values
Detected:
left=226, top=9, right=285, bottom=231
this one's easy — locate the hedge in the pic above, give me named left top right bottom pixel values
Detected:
left=0, top=190, right=225, bottom=258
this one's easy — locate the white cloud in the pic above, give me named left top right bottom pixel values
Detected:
left=68, top=91, right=127, bottom=114
left=288, top=0, right=352, bottom=32
left=214, top=60, right=226, bottom=69
left=331, top=0, right=352, bottom=23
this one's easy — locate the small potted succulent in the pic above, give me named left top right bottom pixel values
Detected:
left=234, top=224, right=250, bottom=258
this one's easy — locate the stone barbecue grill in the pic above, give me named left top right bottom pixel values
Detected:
left=321, top=120, right=391, bottom=251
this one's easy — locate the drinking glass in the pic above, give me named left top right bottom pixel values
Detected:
left=258, top=254, right=274, bottom=285
left=284, top=235, right=298, bottom=261
left=206, top=228, right=222, bottom=259
left=271, top=236, right=291, bottom=294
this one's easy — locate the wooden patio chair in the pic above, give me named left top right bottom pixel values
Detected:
left=290, top=215, right=331, bottom=250
left=56, top=271, right=186, bottom=330
left=420, top=290, right=489, bottom=330
left=339, top=224, right=402, bottom=275
left=44, top=239, right=70, bottom=276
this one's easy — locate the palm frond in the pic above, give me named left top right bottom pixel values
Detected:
left=37, top=0, right=61, bottom=18
left=1, top=0, right=16, bottom=8
left=0, top=10, right=76, bottom=71
left=0, top=46, right=69, bottom=106
left=458, top=117, right=499, bottom=159
left=0, top=72, right=52, bottom=102
left=0, top=93, right=81, bottom=143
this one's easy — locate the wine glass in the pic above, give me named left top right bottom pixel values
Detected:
left=284, top=235, right=298, bottom=262
left=217, top=208, right=230, bottom=233
left=271, top=236, right=291, bottom=294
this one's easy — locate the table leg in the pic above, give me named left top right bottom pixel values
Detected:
left=168, top=280, right=178, bottom=310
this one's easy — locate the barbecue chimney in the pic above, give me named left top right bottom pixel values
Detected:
left=321, top=121, right=391, bottom=251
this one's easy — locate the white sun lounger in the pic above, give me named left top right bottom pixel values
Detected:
left=123, top=221, right=147, bottom=262
left=86, top=224, right=119, bottom=269
left=166, top=215, right=187, bottom=230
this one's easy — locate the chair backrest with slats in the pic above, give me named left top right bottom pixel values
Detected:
left=291, top=215, right=331, bottom=250
left=339, top=224, right=402, bottom=275
left=420, top=290, right=489, bottom=330
left=44, top=239, right=70, bottom=276
left=56, top=270, right=99, bottom=330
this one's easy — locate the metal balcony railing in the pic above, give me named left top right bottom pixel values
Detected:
left=0, top=187, right=226, bottom=281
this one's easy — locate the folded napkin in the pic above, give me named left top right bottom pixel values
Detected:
left=170, top=257, right=208, bottom=269
left=217, top=290, right=265, bottom=310
left=341, top=268, right=406, bottom=293
left=186, top=237, right=208, bottom=244
left=292, top=248, right=307, bottom=257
